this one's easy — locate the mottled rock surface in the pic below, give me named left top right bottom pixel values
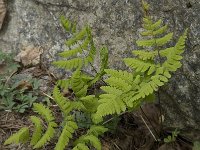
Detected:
left=0, top=0, right=200, bottom=137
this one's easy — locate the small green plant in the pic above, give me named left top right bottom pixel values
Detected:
left=4, top=1, right=188, bottom=149
left=0, top=50, right=40, bottom=113
left=193, top=141, right=200, bottom=150
left=164, top=129, right=180, bottom=143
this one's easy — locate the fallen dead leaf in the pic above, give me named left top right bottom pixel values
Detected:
left=15, top=45, right=43, bottom=66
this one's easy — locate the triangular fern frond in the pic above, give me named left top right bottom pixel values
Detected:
left=4, top=127, right=29, bottom=145
left=55, top=115, right=78, bottom=150
left=30, top=116, right=43, bottom=146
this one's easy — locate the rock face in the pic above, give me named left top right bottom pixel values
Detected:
left=0, top=0, right=200, bottom=135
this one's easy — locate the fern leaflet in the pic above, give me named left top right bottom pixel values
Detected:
left=30, top=116, right=43, bottom=146
left=4, top=127, right=29, bottom=145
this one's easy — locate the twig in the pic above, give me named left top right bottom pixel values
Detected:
left=140, top=106, right=160, bottom=139
left=41, top=91, right=54, bottom=100
left=140, top=115, right=158, bottom=142
left=113, top=142, right=121, bottom=150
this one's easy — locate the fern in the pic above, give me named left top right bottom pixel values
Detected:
left=55, top=115, right=78, bottom=150
left=5, top=2, right=188, bottom=149
left=94, top=0, right=188, bottom=122
left=4, top=127, right=29, bottom=145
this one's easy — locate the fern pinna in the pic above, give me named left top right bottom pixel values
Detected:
left=93, top=0, right=188, bottom=123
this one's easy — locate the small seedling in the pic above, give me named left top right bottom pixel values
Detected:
left=164, top=129, right=180, bottom=143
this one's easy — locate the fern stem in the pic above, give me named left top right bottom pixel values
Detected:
left=78, top=42, right=107, bottom=86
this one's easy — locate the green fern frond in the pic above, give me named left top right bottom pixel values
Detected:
left=33, top=122, right=57, bottom=149
left=4, top=127, right=29, bottom=145
left=55, top=115, right=78, bottom=150
left=33, top=103, right=54, bottom=122
left=71, top=69, right=88, bottom=97
left=30, top=116, right=43, bottom=146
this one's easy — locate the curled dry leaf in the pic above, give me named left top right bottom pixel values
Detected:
left=15, top=45, right=43, bottom=66
left=0, top=0, right=6, bottom=30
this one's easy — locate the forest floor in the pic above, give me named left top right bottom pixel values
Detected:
left=0, top=103, right=193, bottom=150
